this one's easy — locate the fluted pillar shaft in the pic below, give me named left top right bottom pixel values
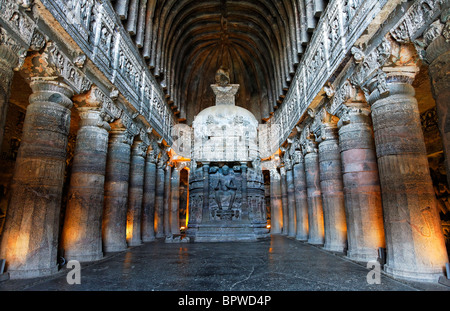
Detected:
left=367, top=62, right=448, bottom=282
left=286, top=167, right=297, bottom=238
left=170, top=166, right=181, bottom=235
left=292, top=151, right=309, bottom=241
left=269, top=168, right=283, bottom=234
left=338, top=101, right=385, bottom=262
left=141, top=149, right=158, bottom=242
left=163, top=164, right=172, bottom=236
left=201, top=164, right=210, bottom=224
left=280, top=166, right=289, bottom=235
left=304, top=142, right=325, bottom=245
left=154, top=161, right=166, bottom=238
left=318, top=124, right=347, bottom=253
left=241, top=163, right=249, bottom=221
left=62, top=107, right=110, bottom=262
left=0, top=80, right=73, bottom=279
left=126, top=140, right=147, bottom=246
left=102, top=128, right=133, bottom=252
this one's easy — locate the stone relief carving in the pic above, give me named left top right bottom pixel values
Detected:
left=210, top=165, right=240, bottom=221
left=39, top=0, right=174, bottom=145
left=269, top=0, right=389, bottom=149
left=391, top=0, right=444, bottom=43
left=47, top=43, right=92, bottom=94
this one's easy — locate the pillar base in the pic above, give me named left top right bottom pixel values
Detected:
left=384, top=264, right=445, bottom=283
left=127, top=240, right=143, bottom=247
left=64, top=252, right=103, bottom=263
left=142, top=237, right=156, bottom=243
left=346, top=249, right=379, bottom=263
left=7, top=264, right=59, bottom=280
left=103, top=244, right=127, bottom=253
left=308, top=238, right=324, bottom=246
left=295, top=235, right=308, bottom=241
left=323, top=244, right=345, bottom=253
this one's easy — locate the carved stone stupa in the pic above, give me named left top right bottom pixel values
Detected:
left=187, top=68, right=269, bottom=242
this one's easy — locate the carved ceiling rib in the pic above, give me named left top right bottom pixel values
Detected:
left=110, top=0, right=326, bottom=124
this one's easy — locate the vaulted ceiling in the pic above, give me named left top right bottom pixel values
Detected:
left=112, top=0, right=327, bottom=125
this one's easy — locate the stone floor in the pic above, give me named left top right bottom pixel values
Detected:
left=0, top=235, right=449, bottom=291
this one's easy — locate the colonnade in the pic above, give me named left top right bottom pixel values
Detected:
left=0, top=43, right=184, bottom=279
left=268, top=34, right=450, bottom=282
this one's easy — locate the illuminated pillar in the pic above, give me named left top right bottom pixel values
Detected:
left=303, top=138, right=325, bottom=245
left=201, top=163, right=210, bottom=224
left=126, top=140, right=147, bottom=246
left=292, top=150, right=309, bottom=241
left=280, top=166, right=289, bottom=235
left=240, top=162, right=249, bottom=221
left=141, top=147, right=158, bottom=242
left=427, top=29, right=450, bottom=187
left=367, top=57, right=448, bottom=281
left=286, top=163, right=297, bottom=238
left=102, top=125, right=134, bottom=252
left=338, top=96, right=385, bottom=262
left=170, top=165, right=181, bottom=235
left=154, top=158, right=166, bottom=238
left=62, top=97, right=111, bottom=262
left=0, top=79, right=74, bottom=279
left=317, top=119, right=347, bottom=253
left=269, top=168, right=283, bottom=234
left=163, top=164, right=172, bottom=236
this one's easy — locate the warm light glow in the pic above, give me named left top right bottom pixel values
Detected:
left=266, top=225, right=271, bottom=229
left=168, top=148, right=191, bottom=163
left=126, top=221, right=133, bottom=241
left=180, top=226, right=186, bottom=231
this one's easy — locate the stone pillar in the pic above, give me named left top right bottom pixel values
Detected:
left=0, top=79, right=74, bottom=279
left=240, top=162, right=249, bottom=221
left=170, top=165, right=181, bottom=235
left=366, top=53, right=448, bottom=281
left=269, top=168, right=283, bottom=234
left=61, top=95, right=111, bottom=262
left=0, top=32, right=21, bottom=147
left=292, top=150, right=309, bottom=241
left=163, top=164, right=172, bottom=236
left=126, top=140, right=147, bottom=246
left=337, top=96, right=385, bottom=262
left=201, top=163, right=210, bottom=223
left=303, top=137, right=325, bottom=245
left=102, top=125, right=134, bottom=252
left=426, top=20, right=450, bottom=188
left=317, top=117, right=347, bottom=253
left=141, top=147, right=158, bottom=242
left=280, top=166, right=289, bottom=235
left=285, top=161, right=297, bottom=238
left=154, top=158, right=166, bottom=238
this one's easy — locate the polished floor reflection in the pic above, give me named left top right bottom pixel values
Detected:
left=0, top=235, right=448, bottom=291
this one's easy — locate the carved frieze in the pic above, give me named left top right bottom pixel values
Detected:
left=46, top=43, right=92, bottom=94
left=269, top=0, right=389, bottom=149
left=39, top=0, right=175, bottom=145
left=391, top=0, right=445, bottom=43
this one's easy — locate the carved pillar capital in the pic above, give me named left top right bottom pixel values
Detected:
left=283, top=156, right=293, bottom=171
left=292, top=150, right=304, bottom=164
left=146, top=147, right=160, bottom=164
left=131, top=139, right=149, bottom=158
left=300, top=126, right=318, bottom=155
left=365, top=45, right=420, bottom=105
left=22, top=42, right=91, bottom=95
left=108, top=123, right=135, bottom=146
